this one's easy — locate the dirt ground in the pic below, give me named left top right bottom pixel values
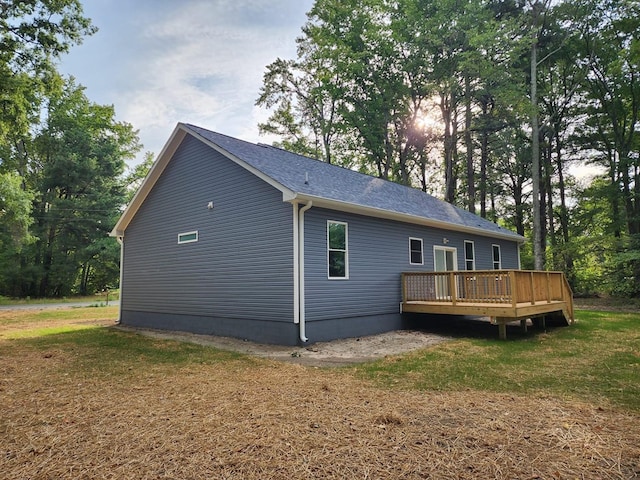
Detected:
left=2, top=336, right=639, bottom=479
left=121, top=325, right=452, bottom=367
left=1, top=305, right=639, bottom=478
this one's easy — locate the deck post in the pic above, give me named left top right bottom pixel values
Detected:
left=529, top=272, right=535, bottom=305
left=498, top=322, right=507, bottom=340
left=510, top=270, right=517, bottom=308
left=546, top=272, right=551, bottom=303
left=401, top=273, right=407, bottom=303
left=520, top=318, right=527, bottom=333
left=449, top=272, right=457, bottom=305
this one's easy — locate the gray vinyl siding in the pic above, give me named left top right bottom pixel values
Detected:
left=121, top=135, right=294, bottom=337
left=303, top=207, right=520, bottom=325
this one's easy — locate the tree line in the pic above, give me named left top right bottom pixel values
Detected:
left=256, top=0, right=639, bottom=296
left=0, top=1, right=144, bottom=298
left=0, top=0, right=637, bottom=298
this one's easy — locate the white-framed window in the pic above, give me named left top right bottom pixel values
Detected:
left=178, top=230, right=198, bottom=244
left=492, top=244, right=502, bottom=269
left=464, top=240, right=475, bottom=270
left=327, top=221, right=348, bottom=279
left=409, top=237, right=424, bottom=265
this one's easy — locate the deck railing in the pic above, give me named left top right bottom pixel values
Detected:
left=402, top=270, right=573, bottom=312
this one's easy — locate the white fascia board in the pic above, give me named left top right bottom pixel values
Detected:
left=287, top=193, right=525, bottom=244
left=110, top=126, right=187, bottom=237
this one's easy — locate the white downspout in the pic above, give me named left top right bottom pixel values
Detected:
left=298, top=201, right=313, bottom=343
left=293, top=203, right=300, bottom=325
left=116, top=235, right=124, bottom=324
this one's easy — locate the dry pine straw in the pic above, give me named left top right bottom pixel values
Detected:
left=1, top=346, right=639, bottom=480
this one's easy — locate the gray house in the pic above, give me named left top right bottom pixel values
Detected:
left=111, top=123, right=525, bottom=345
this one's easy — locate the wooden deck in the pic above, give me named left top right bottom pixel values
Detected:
left=401, top=270, right=574, bottom=339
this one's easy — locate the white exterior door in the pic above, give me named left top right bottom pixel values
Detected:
left=434, top=246, right=457, bottom=299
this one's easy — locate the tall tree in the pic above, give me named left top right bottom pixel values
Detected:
left=569, top=0, right=640, bottom=293
left=0, top=0, right=95, bottom=164
left=527, top=0, right=553, bottom=270
left=17, top=78, right=140, bottom=297
left=0, top=171, right=34, bottom=295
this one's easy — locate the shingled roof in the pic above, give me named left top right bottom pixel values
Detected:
left=112, top=123, right=524, bottom=242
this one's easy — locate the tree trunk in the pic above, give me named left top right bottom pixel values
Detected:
left=554, top=129, right=574, bottom=278
left=531, top=22, right=544, bottom=270
left=544, top=141, right=556, bottom=267
left=464, top=75, right=475, bottom=213
left=441, top=91, right=456, bottom=203
left=38, top=224, right=57, bottom=297
left=479, top=128, right=489, bottom=218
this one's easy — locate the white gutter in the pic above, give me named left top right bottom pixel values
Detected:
left=284, top=192, right=525, bottom=244
left=297, top=201, right=313, bottom=343
left=116, top=235, right=124, bottom=324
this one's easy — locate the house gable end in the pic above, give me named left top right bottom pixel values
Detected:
left=111, top=123, right=295, bottom=237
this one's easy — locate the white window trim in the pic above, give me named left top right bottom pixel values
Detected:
left=433, top=246, right=458, bottom=272
left=327, top=220, right=349, bottom=280
left=178, top=230, right=198, bottom=244
left=409, top=237, right=424, bottom=265
left=492, top=244, right=502, bottom=269
left=464, top=240, right=475, bottom=270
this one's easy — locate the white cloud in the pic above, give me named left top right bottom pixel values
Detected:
left=59, top=0, right=312, bottom=165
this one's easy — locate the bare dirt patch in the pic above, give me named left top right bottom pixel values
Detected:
left=121, top=326, right=451, bottom=367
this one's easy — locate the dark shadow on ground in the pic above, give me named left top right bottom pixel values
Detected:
left=402, top=313, right=569, bottom=341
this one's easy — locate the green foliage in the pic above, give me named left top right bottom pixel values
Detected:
left=0, top=0, right=96, bottom=72
left=0, top=171, right=35, bottom=293
left=255, top=0, right=639, bottom=298
left=0, top=77, right=141, bottom=298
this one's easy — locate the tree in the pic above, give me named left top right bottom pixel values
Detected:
left=0, top=171, right=34, bottom=295
left=16, top=78, right=140, bottom=297
left=254, top=0, right=639, bottom=297
left=0, top=0, right=95, bottom=164
left=568, top=0, right=640, bottom=293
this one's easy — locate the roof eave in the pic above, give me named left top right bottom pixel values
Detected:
left=288, top=194, right=525, bottom=243
left=184, top=125, right=296, bottom=201
left=110, top=126, right=187, bottom=237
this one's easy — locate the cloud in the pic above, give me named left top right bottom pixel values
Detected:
left=111, top=0, right=309, bottom=155
left=60, top=0, right=312, bottom=164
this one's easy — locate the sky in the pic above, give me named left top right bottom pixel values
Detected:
left=58, top=0, right=314, bottom=167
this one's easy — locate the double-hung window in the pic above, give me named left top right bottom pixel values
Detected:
left=464, top=240, right=475, bottom=270
left=327, top=221, right=348, bottom=279
left=492, top=244, right=502, bottom=269
left=409, top=237, right=423, bottom=265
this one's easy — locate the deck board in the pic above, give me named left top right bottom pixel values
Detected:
left=402, top=299, right=569, bottom=320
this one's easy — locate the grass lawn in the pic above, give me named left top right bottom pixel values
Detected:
left=0, top=306, right=638, bottom=479
left=0, top=290, right=119, bottom=306
left=353, top=309, right=640, bottom=411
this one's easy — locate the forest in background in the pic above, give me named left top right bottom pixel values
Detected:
left=0, top=0, right=638, bottom=298
left=257, top=0, right=639, bottom=296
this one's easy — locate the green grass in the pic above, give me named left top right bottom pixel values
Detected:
left=0, top=291, right=119, bottom=305
left=2, top=305, right=638, bottom=411
left=4, top=327, right=251, bottom=378
left=352, top=309, right=640, bottom=411
left=7, top=324, right=102, bottom=339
